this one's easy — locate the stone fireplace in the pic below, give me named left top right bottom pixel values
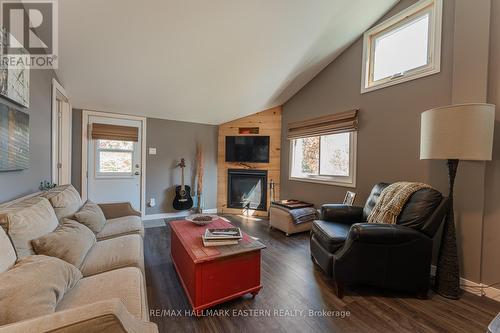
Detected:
left=227, top=169, right=267, bottom=211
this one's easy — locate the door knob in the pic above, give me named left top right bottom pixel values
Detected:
left=134, top=171, right=140, bottom=175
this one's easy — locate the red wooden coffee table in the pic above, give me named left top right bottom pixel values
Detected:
left=170, top=217, right=266, bottom=313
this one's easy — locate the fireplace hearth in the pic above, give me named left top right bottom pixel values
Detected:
left=227, top=169, right=267, bottom=211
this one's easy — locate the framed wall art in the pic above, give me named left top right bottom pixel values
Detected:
left=0, top=27, right=30, bottom=108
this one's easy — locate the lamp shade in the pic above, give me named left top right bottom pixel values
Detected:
left=420, top=103, right=495, bottom=161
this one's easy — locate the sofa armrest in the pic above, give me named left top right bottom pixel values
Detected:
left=0, top=299, right=158, bottom=333
left=320, top=204, right=364, bottom=224
left=98, top=202, right=141, bottom=220
left=348, top=223, right=427, bottom=244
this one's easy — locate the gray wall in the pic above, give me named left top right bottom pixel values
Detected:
left=483, top=0, right=500, bottom=286
left=0, top=69, right=59, bottom=203
left=71, top=108, right=82, bottom=193
left=446, top=0, right=491, bottom=285
left=281, top=0, right=500, bottom=285
left=70, top=114, right=218, bottom=215
left=280, top=0, right=453, bottom=207
left=145, top=117, right=218, bottom=214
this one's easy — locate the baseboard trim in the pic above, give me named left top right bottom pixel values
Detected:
left=143, top=212, right=192, bottom=221
left=142, top=209, right=218, bottom=221
left=430, top=265, right=500, bottom=301
left=143, top=219, right=167, bottom=228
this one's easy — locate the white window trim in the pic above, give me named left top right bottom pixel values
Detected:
left=361, top=0, right=443, bottom=93
left=289, top=132, right=357, bottom=188
left=94, top=141, right=135, bottom=178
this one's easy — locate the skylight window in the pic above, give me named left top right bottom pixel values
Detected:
left=361, top=0, right=442, bottom=93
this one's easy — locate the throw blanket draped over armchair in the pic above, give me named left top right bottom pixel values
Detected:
left=367, top=181, right=433, bottom=224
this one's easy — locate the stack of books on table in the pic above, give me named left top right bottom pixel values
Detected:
left=202, top=227, right=242, bottom=247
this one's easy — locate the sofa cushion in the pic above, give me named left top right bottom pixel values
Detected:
left=75, top=200, right=107, bottom=234
left=311, top=220, right=351, bottom=253
left=80, top=234, right=144, bottom=276
left=42, top=185, right=83, bottom=220
left=0, top=226, right=16, bottom=273
left=32, top=218, right=96, bottom=268
left=97, top=215, right=144, bottom=240
left=0, top=197, right=59, bottom=257
left=0, top=255, right=82, bottom=325
left=56, top=267, right=148, bottom=322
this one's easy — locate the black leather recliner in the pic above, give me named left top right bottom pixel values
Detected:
left=310, top=183, right=449, bottom=298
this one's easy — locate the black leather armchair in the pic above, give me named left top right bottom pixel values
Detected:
left=310, top=183, right=449, bottom=298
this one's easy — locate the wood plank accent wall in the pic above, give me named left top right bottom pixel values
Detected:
left=217, top=107, right=282, bottom=217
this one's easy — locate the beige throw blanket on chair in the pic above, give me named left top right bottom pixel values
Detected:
left=367, top=181, right=432, bottom=225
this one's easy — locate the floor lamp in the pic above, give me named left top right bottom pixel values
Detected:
left=420, top=103, right=495, bottom=299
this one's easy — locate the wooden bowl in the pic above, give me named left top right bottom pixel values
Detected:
left=185, top=214, right=219, bottom=226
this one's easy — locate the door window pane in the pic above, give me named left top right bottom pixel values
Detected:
left=96, top=139, right=134, bottom=175
left=98, top=139, right=133, bottom=150
left=98, top=151, right=133, bottom=173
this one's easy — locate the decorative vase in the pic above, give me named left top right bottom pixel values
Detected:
left=196, top=193, right=204, bottom=214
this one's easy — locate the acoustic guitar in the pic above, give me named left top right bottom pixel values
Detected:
left=173, top=158, right=193, bottom=210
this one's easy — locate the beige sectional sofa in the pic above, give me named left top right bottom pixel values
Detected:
left=0, top=185, right=158, bottom=333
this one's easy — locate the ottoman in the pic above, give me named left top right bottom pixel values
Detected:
left=269, top=205, right=315, bottom=236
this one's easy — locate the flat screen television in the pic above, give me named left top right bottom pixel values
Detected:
left=225, top=136, right=270, bottom=163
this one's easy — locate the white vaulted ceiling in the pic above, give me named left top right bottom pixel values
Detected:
left=57, top=0, right=397, bottom=124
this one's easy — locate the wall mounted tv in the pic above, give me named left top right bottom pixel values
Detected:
left=225, top=136, right=270, bottom=163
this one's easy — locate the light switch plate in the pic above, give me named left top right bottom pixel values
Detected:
left=149, top=148, right=157, bottom=155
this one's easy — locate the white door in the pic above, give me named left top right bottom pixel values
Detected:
left=87, top=116, right=142, bottom=210
left=52, top=80, right=71, bottom=185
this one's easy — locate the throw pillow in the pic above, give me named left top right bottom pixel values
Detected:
left=0, top=255, right=82, bottom=325
left=32, top=219, right=96, bottom=268
left=0, top=196, right=59, bottom=258
left=74, top=200, right=107, bottom=234
left=42, top=185, right=84, bottom=220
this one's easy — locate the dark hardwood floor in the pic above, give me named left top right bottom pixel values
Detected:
left=144, top=215, right=500, bottom=333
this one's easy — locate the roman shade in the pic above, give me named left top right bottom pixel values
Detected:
left=286, top=109, right=359, bottom=140
left=91, top=123, right=139, bottom=142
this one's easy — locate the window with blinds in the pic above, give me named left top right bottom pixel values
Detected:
left=287, top=110, right=358, bottom=187
left=91, top=123, right=139, bottom=142
left=95, top=139, right=135, bottom=175
left=91, top=123, right=138, bottom=176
